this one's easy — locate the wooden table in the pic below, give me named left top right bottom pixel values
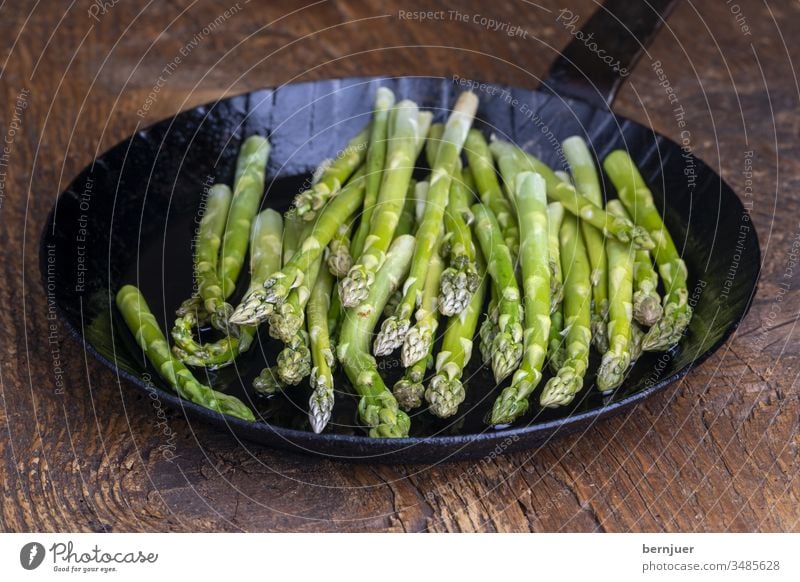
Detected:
left=2, top=0, right=798, bottom=532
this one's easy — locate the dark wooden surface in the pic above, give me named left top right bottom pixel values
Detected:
left=1, top=0, right=798, bottom=532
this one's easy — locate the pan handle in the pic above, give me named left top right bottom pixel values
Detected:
left=542, top=0, right=679, bottom=109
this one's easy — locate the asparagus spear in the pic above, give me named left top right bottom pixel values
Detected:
left=472, top=203, right=524, bottom=383
left=219, top=135, right=271, bottom=302
left=563, top=136, right=609, bottom=353
left=327, top=221, right=354, bottom=277
left=337, top=235, right=415, bottom=437
left=339, top=103, right=431, bottom=307
left=612, top=200, right=664, bottom=327
left=401, top=240, right=445, bottom=366
left=596, top=200, right=635, bottom=391
left=116, top=285, right=254, bottom=420
left=491, top=172, right=550, bottom=424
left=230, top=171, right=366, bottom=324
left=308, top=266, right=337, bottom=433
left=439, top=169, right=480, bottom=316
left=603, top=150, right=692, bottom=350
left=545, top=202, right=567, bottom=372
left=464, top=129, right=519, bottom=254
left=195, top=183, right=232, bottom=314
left=393, top=355, right=431, bottom=411
left=294, top=125, right=368, bottom=221
left=426, top=251, right=488, bottom=418
left=372, top=93, right=479, bottom=352
left=351, top=88, right=396, bottom=257
left=539, top=215, right=592, bottom=408
left=489, top=139, right=654, bottom=250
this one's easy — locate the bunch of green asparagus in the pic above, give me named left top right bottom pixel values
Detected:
left=116, top=87, right=693, bottom=437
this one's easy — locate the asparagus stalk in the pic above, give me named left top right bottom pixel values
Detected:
left=424, top=122, right=444, bottom=167
left=116, top=285, right=254, bottom=420
left=337, top=235, right=416, bottom=437
left=545, top=202, right=566, bottom=372
left=372, top=93, right=479, bottom=352
left=195, top=184, right=232, bottom=314
left=339, top=102, right=431, bottom=307
left=491, top=172, right=550, bottom=424
left=464, top=129, right=519, bottom=254
left=294, top=125, right=368, bottom=221
left=603, top=150, right=692, bottom=350
left=596, top=200, right=635, bottom=391
left=401, top=241, right=445, bottom=366
left=426, top=251, right=488, bottom=418
left=219, top=135, right=271, bottom=301
left=472, top=203, right=524, bottom=383
left=613, top=199, right=664, bottom=327
left=562, top=136, right=609, bottom=353
left=489, top=139, right=654, bottom=250
left=547, top=201, right=565, bottom=313
left=230, top=171, right=366, bottom=324
left=539, top=215, right=592, bottom=407
left=351, top=88, right=396, bottom=257
left=308, top=266, right=337, bottom=433
left=327, top=221, right=354, bottom=277
left=439, top=169, right=480, bottom=316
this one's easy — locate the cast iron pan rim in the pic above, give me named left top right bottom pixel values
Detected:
left=38, top=74, right=763, bottom=450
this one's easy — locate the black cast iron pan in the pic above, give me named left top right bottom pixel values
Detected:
left=41, top=0, right=761, bottom=462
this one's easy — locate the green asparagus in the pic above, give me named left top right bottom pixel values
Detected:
left=540, top=215, right=592, bottom=408
left=491, top=172, right=550, bottom=424
left=464, top=129, right=519, bottom=254
left=339, top=102, right=431, bottom=307
left=439, top=169, right=480, bottom=316
left=276, top=330, right=312, bottom=386
left=219, top=135, right=271, bottom=302
left=401, top=241, right=445, bottom=366
left=603, top=150, right=692, bottom=350
left=472, top=203, right=524, bottom=383
left=294, top=125, right=368, bottom=221
left=337, top=235, right=416, bottom=437
left=426, top=253, right=487, bottom=418
left=351, top=88, right=396, bottom=257
left=596, top=200, right=635, bottom=391
left=308, top=266, right=337, bottom=433
left=116, top=285, right=254, bottom=420
left=563, top=136, right=609, bottom=353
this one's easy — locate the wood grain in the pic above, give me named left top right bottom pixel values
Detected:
left=1, top=0, right=798, bottom=532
